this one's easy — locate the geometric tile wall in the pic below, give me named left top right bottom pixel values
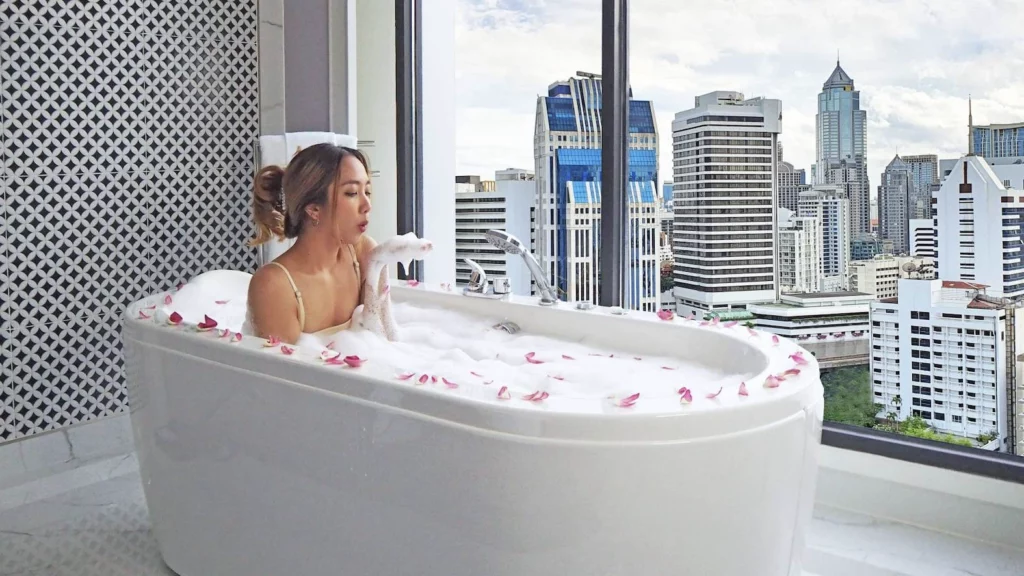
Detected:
left=0, top=1, right=259, bottom=442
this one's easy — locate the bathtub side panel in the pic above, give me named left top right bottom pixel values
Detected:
left=126, top=335, right=819, bottom=576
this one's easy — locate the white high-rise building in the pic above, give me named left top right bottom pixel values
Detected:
left=454, top=169, right=535, bottom=296
left=799, top=185, right=851, bottom=291
left=910, top=219, right=936, bottom=258
left=870, top=279, right=1019, bottom=450
left=934, top=155, right=1024, bottom=296
left=671, top=90, right=782, bottom=317
left=778, top=208, right=821, bottom=293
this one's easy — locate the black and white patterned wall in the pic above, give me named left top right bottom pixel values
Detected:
left=0, top=1, right=261, bottom=442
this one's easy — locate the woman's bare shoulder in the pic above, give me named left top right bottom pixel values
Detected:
left=247, top=263, right=300, bottom=340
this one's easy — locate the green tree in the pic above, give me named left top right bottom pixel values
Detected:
left=820, top=366, right=882, bottom=428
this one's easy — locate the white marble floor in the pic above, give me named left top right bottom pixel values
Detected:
left=1, top=417, right=1023, bottom=576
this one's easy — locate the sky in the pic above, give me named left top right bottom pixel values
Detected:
left=454, top=0, right=1024, bottom=192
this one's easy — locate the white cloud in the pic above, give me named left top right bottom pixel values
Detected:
left=455, top=0, right=1024, bottom=187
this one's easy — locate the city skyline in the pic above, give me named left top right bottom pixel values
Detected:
left=455, top=0, right=1024, bottom=188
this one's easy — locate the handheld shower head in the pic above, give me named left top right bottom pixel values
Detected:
left=484, top=229, right=524, bottom=256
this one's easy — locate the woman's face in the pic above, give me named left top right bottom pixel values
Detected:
left=324, top=155, right=372, bottom=245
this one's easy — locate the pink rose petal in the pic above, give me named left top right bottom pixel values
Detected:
left=764, top=375, right=782, bottom=388
left=280, top=345, right=295, bottom=355
left=724, top=321, right=738, bottom=328
left=263, top=335, right=281, bottom=348
left=789, top=352, right=808, bottom=365
left=431, top=375, right=438, bottom=384
left=747, top=328, right=758, bottom=337
left=417, top=374, right=429, bottom=385
left=167, top=311, right=183, bottom=326
left=711, top=317, right=720, bottom=326
left=525, top=352, right=544, bottom=364
left=700, top=321, right=710, bottom=326
left=230, top=332, right=243, bottom=343
left=343, top=355, right=364, bottom=368
left=176, top=283, right=184, bottom=291
left=738, top=382, right=749, bottom=396
left=771, top=334, right=780, bottom=346
left=779, top=368, right=801, bottom=380
left=396, top=372, right=415, bottom=381
left=706, top=387, right=723, bottom=399
left=164, top=294, right=173, bottom=305
left=497, top=386, right=511, bottom=400
left=442, top=378, right=459, bottom=389
left=616, top=392, right=640, bottom=408
left=656, top=309, right=675, bottom=321
left=145, top=305, right=157, bottom=310
left=562, top=354, right=575, bottom=360
left=321, top=349, right=341, bottom=362
left=483, top=380, right=494, bottom=385
left=218, top=328, right=230, bottom=339
left=215, top=299, right=230, bottom=305
left=407, top=279, right=420, bottom=287
left=678, top=387, right=693, bottom=404
left=634, top=356, right=642, bottom=361
left=325, top=341, right=335, bottom=350
left=661, top=366, right=676, bottom=370
left=550, top=375, right=565, bottom=381
left=471, top=371, right=484, bottom=378
left=522, top=390, right=549, bottom=402
left=138, top=310, right=151, bottom=320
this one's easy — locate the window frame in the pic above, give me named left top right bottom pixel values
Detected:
left=396, top=0, right=1024, bottom=484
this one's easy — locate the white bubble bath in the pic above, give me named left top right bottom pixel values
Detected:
left=123, top=269, right=825, bottom=576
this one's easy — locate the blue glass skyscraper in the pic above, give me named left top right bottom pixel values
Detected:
left=815, top=60, right=871, bottom=241
left=534, top=75, right=660, bottom=311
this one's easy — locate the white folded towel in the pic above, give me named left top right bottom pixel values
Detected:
left=256, top=132, right=359, bottom=265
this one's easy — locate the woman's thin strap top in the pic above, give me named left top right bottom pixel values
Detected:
left=267, top=261, right=306, bottom=332
left=268, top=244, right=360, bottom=334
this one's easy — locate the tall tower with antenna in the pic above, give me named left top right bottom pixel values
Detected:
left=968, top=95, right=975, bottom=156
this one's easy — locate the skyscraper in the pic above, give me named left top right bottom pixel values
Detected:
left=671, top=91, right=782, bottom=316
left=902, top=154, right=939, bottom=219
left=777, top=144, right=809, bottom=213
left=799, top=185, right=851, bottom=291
left=878, top=154, right=912, bottom=255
left=533, top=75, right=660, bottom=311
left=814, top=59, right=871, bottom=239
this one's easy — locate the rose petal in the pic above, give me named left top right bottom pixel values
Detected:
left=525, top=352, right=544, bottom=364
left=471, top=371, right=484, bottom=378
left=431, top=375, right=438, bottom=383
left=617, top=392, right=640, bottom=408
left=325, top=341, right=335, bottom=350
left=738, top=382, right=749, bottom=396
left=711, top=317, right=720, bottom=325
left=764, top=375, right=782, bottom=388
left=562, top=354, right=575, bottom=360
left=176, top=283, right=184, bottom=291
left=280, top=345, right=295, bottom=355
left=523, top=390, right=549, bottom=402
left=396, top=372, right=415, bottom=381
left=779, top=368, right=801, bottom=380
left=321, top=349, right=341, bottom=362
left=747, top=328, right=758, bottom=337
left=789, top=352, right=808, bottom=365
left=661, top=366, right=676, bottom=370
left=497, top=386, right=511, bottom=400
left=264, top=335, right=281, bottom=347
left=417, top=374, right=429, bottom=385
left=656, top=309, right=675, bottom=321
left=344, top=355, right=364, bottom=368
left=483, top=380, right=494, bottom=385
left=771, top=335, right=780, bottom=346
left=550, top=375, right=565, bottom=381
left=634, top=356, right=642, bottom=361
left=138, top=310, right=151, bottom=320
left=678, top=388, right=693, bottom=404
left=219, top=328, right=231, bottom=339
left=443, top=377, right=459, bottom=389
left=706, top=386, right=723, bottom=399
left=230, top=332, right=243, bottom=343
left=407, top=279, right=420, bottom=287
left=145, top=305, right=157, bottom=310
left=724, top=321, right=738, bottom=328
left=197, top=314, right=218, bottom=331
left=167, top=311, right=183, bottom=326
left=700, top=321, right=710, bottom=326
left=164, top=294, right=173, bottom=305
left=215, top=299, right=230, bottom=305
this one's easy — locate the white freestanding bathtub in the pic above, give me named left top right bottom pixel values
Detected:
left=122, top=273, right=824, bottom=576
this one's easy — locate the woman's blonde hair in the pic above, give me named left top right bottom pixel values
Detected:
left=249, top=143, right=370, bottom=247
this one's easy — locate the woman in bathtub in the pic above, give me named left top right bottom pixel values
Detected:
left=246, top=143, right=376, bottom=344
